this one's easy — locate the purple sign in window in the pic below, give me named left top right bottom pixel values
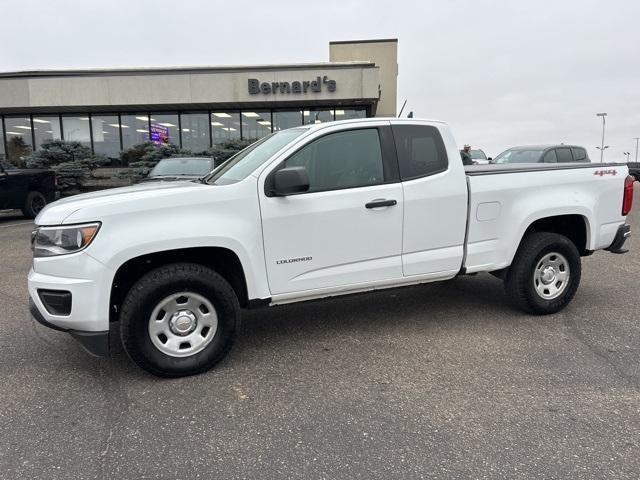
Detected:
left=150, top=124, right=170, bottom=144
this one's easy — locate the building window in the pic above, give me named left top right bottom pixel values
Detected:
left=33, top=116, right=62, bottom=149
left=150, top=113, right=179, bottom=146
left=211, top=112, right=241, bottom=144
left=180, top=113, right=210, bottom=153
left=4, top=116, right=33, bottom=166
left=121, top=114, right=150, bottom=148
left=272, top=110, right=303, bottom=132
left=304, top=108, right=334, bottom=124
left=91, top=114, right=121, bottom=159
left=242, top=111, right=271, bottom=140
left=62, top=115, right=91, bottom=146
left=336, top=108, right=366, bottom=120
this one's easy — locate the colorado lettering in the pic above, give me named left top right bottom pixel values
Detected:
left=276, top=256, right=313, bottom=265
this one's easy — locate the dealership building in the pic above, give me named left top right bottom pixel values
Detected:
left=0, top=39, right=397, bottom=164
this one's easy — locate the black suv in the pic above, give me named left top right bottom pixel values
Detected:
left=0, top=161, right=56, bottom=218
left=493, top=145, right=590, bottom=164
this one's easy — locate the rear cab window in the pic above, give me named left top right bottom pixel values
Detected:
left=556, top=148, right=573, bottom=163
left=391, top=125, right=448, bottom=180
left=571, top=147, right=588, bottom=162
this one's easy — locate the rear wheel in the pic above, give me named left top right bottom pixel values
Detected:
left=22, top=191, right=47, bottom=218
left=504, top=232, right=581, bottom=314
left=119, top=263, right=240, bottom=377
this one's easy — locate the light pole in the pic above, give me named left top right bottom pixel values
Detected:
left=596, top=113, right=607, bottom=162
left=624, top=152, right=631, bottom=162
left=634, top=137, right=639, bottom=162
left=596, top=145, right=609, bottom=158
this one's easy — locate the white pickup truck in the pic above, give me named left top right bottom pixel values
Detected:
left=28, top=118, right=634, bottom=377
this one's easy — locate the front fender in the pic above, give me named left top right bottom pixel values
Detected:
left=68, top=181, right=270, bottom=300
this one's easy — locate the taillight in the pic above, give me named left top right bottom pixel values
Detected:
left=622, top=175, right=634, bottom=216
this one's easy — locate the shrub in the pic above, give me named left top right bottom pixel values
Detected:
left=119, top=139, right=255, bottom=182
left=24, top=140, right=109, bottom=196
left=6, top=137, right=32, bottom=168
left=120, top=142, right=192, bottom=182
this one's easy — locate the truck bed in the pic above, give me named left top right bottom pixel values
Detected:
left=462, top=162, right=629, bottom=274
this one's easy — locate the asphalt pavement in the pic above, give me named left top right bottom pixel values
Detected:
left=0, top=188, right=639, bottom=479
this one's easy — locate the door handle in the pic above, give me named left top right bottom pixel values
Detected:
left=365, top=199, right=397, bottom=209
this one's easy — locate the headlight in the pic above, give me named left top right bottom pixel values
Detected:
left=31, top=223, right=101, bottom=257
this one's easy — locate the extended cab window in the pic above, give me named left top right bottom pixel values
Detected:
left=283, top=128, right=384, bottom=192
left=571, top=147, right=587, bottom=161
left=556, top=148, right=573, bottom=163
left=392, top=125, right=448, bottom=180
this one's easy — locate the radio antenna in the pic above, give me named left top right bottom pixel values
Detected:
left=398, top=99, right=407, bottom=117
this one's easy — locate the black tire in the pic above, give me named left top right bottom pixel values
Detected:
left=22, top=191, right=47, bottom=218
left=504, top=232, right=581, bottom=315
left=120, top=263, right=240, bottom=378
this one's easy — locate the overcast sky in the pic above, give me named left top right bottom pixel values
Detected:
left=1, top=0, right=638, bottom=160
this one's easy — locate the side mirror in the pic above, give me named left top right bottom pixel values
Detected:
left=272, top=166, right=310, bottom=196
left=487, top=157, right=493, bottom=161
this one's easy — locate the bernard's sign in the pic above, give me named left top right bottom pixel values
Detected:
left=248, top=76, right=337, bottom=95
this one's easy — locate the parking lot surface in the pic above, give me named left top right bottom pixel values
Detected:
left=1, top=188, right=639, bottom=479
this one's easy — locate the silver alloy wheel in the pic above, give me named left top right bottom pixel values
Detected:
left=533, top=252, right=570, bottom=300
left=148, top=292, right=218, bottom=357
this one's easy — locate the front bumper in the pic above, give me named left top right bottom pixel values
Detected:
left=29, top=297, right=109, bottom=356
left=27, top=251, right=113, bottom=357
left=605, top=224, right=631, bottom=254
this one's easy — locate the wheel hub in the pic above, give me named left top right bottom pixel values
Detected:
left=540, top=266, right=557, bottom=284
left=148, top=292, right=218, bottom=358
left=169, top=309, right=197, bottom=336
left=533, top=252, right=570, bottom=300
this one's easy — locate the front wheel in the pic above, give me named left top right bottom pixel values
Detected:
left=504, top=232, right=581, bottom=315
left=119, top=263, right=240, bottom=377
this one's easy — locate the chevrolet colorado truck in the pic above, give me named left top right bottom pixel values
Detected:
left=28, top=118, right=634, bottom=377
left=0, top=161, right=56, bottom=218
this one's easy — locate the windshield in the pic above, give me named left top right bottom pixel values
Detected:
left=207, top=128, right=307, bottom=185
left=470, top=149, right=487, bottom=160
left=150, top=157, right=214, bottom=177
left=493, top=149, right=544, bottom=164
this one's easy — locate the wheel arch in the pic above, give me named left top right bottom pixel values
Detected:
left=512, top=213, right=591, bottom=263
left=109, top=246, right=250, bottom=322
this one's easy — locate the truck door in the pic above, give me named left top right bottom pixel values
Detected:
left=391, top=124, right=468, bottom=277
left=259, top=124, right=404, bottom=295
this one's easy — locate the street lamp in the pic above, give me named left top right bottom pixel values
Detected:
left=624, top=151, right=631, bottom=162
left=596, top=113, right=607, bottom=162
left=596, top=145, right=610, bottom=158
